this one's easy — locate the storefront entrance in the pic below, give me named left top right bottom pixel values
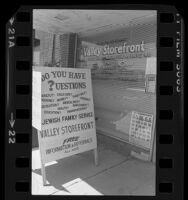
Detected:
left=33, top=10, right=156, bottom=162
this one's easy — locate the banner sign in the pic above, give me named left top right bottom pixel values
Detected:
left=129, top=111, right=154, bottom=150
left=32, top=67, right=97, bottom=164
left=80, top=41, right=152, bottom=61
left=83, top=41, right=145, bottom=57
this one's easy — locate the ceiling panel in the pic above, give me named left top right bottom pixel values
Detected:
left=33, top=9, right=156, bottom=36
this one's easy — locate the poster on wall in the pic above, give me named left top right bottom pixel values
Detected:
left=33, top=51, right=40, bottom=66
left=145, top=57, right=156, bottom=93
left=129, top=111, right=154, bottom=150
left=145, top=75, right=156, bottom=93
left=145, top=57, right=156, bottom=75
left=32, top=67, right=97, bottom=164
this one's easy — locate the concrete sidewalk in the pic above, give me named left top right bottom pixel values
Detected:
left=32, top=142, right=155, bottom=195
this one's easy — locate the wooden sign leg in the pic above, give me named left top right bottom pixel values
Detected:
left=94, top=148, right=99, bottom=166
left=41, top=162, right=47, bottom=186
left=37, top=130, right=48, bottom=186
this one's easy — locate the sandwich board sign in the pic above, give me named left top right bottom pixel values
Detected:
left=32, top=67, right=98, bottom=185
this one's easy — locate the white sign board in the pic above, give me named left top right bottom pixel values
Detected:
left=129, top=111, right=154, bottom=150
left=33, top=67, right=97, bottom=164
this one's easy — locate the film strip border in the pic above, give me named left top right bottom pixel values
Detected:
left=157, top=8, right=184, bottom=199
left=5, top=5, right=184, bottom=200
left=5, top=7, right=32, bottom=199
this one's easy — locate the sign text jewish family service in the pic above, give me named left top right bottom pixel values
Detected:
left=32, top=67, right=97, bottom=164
